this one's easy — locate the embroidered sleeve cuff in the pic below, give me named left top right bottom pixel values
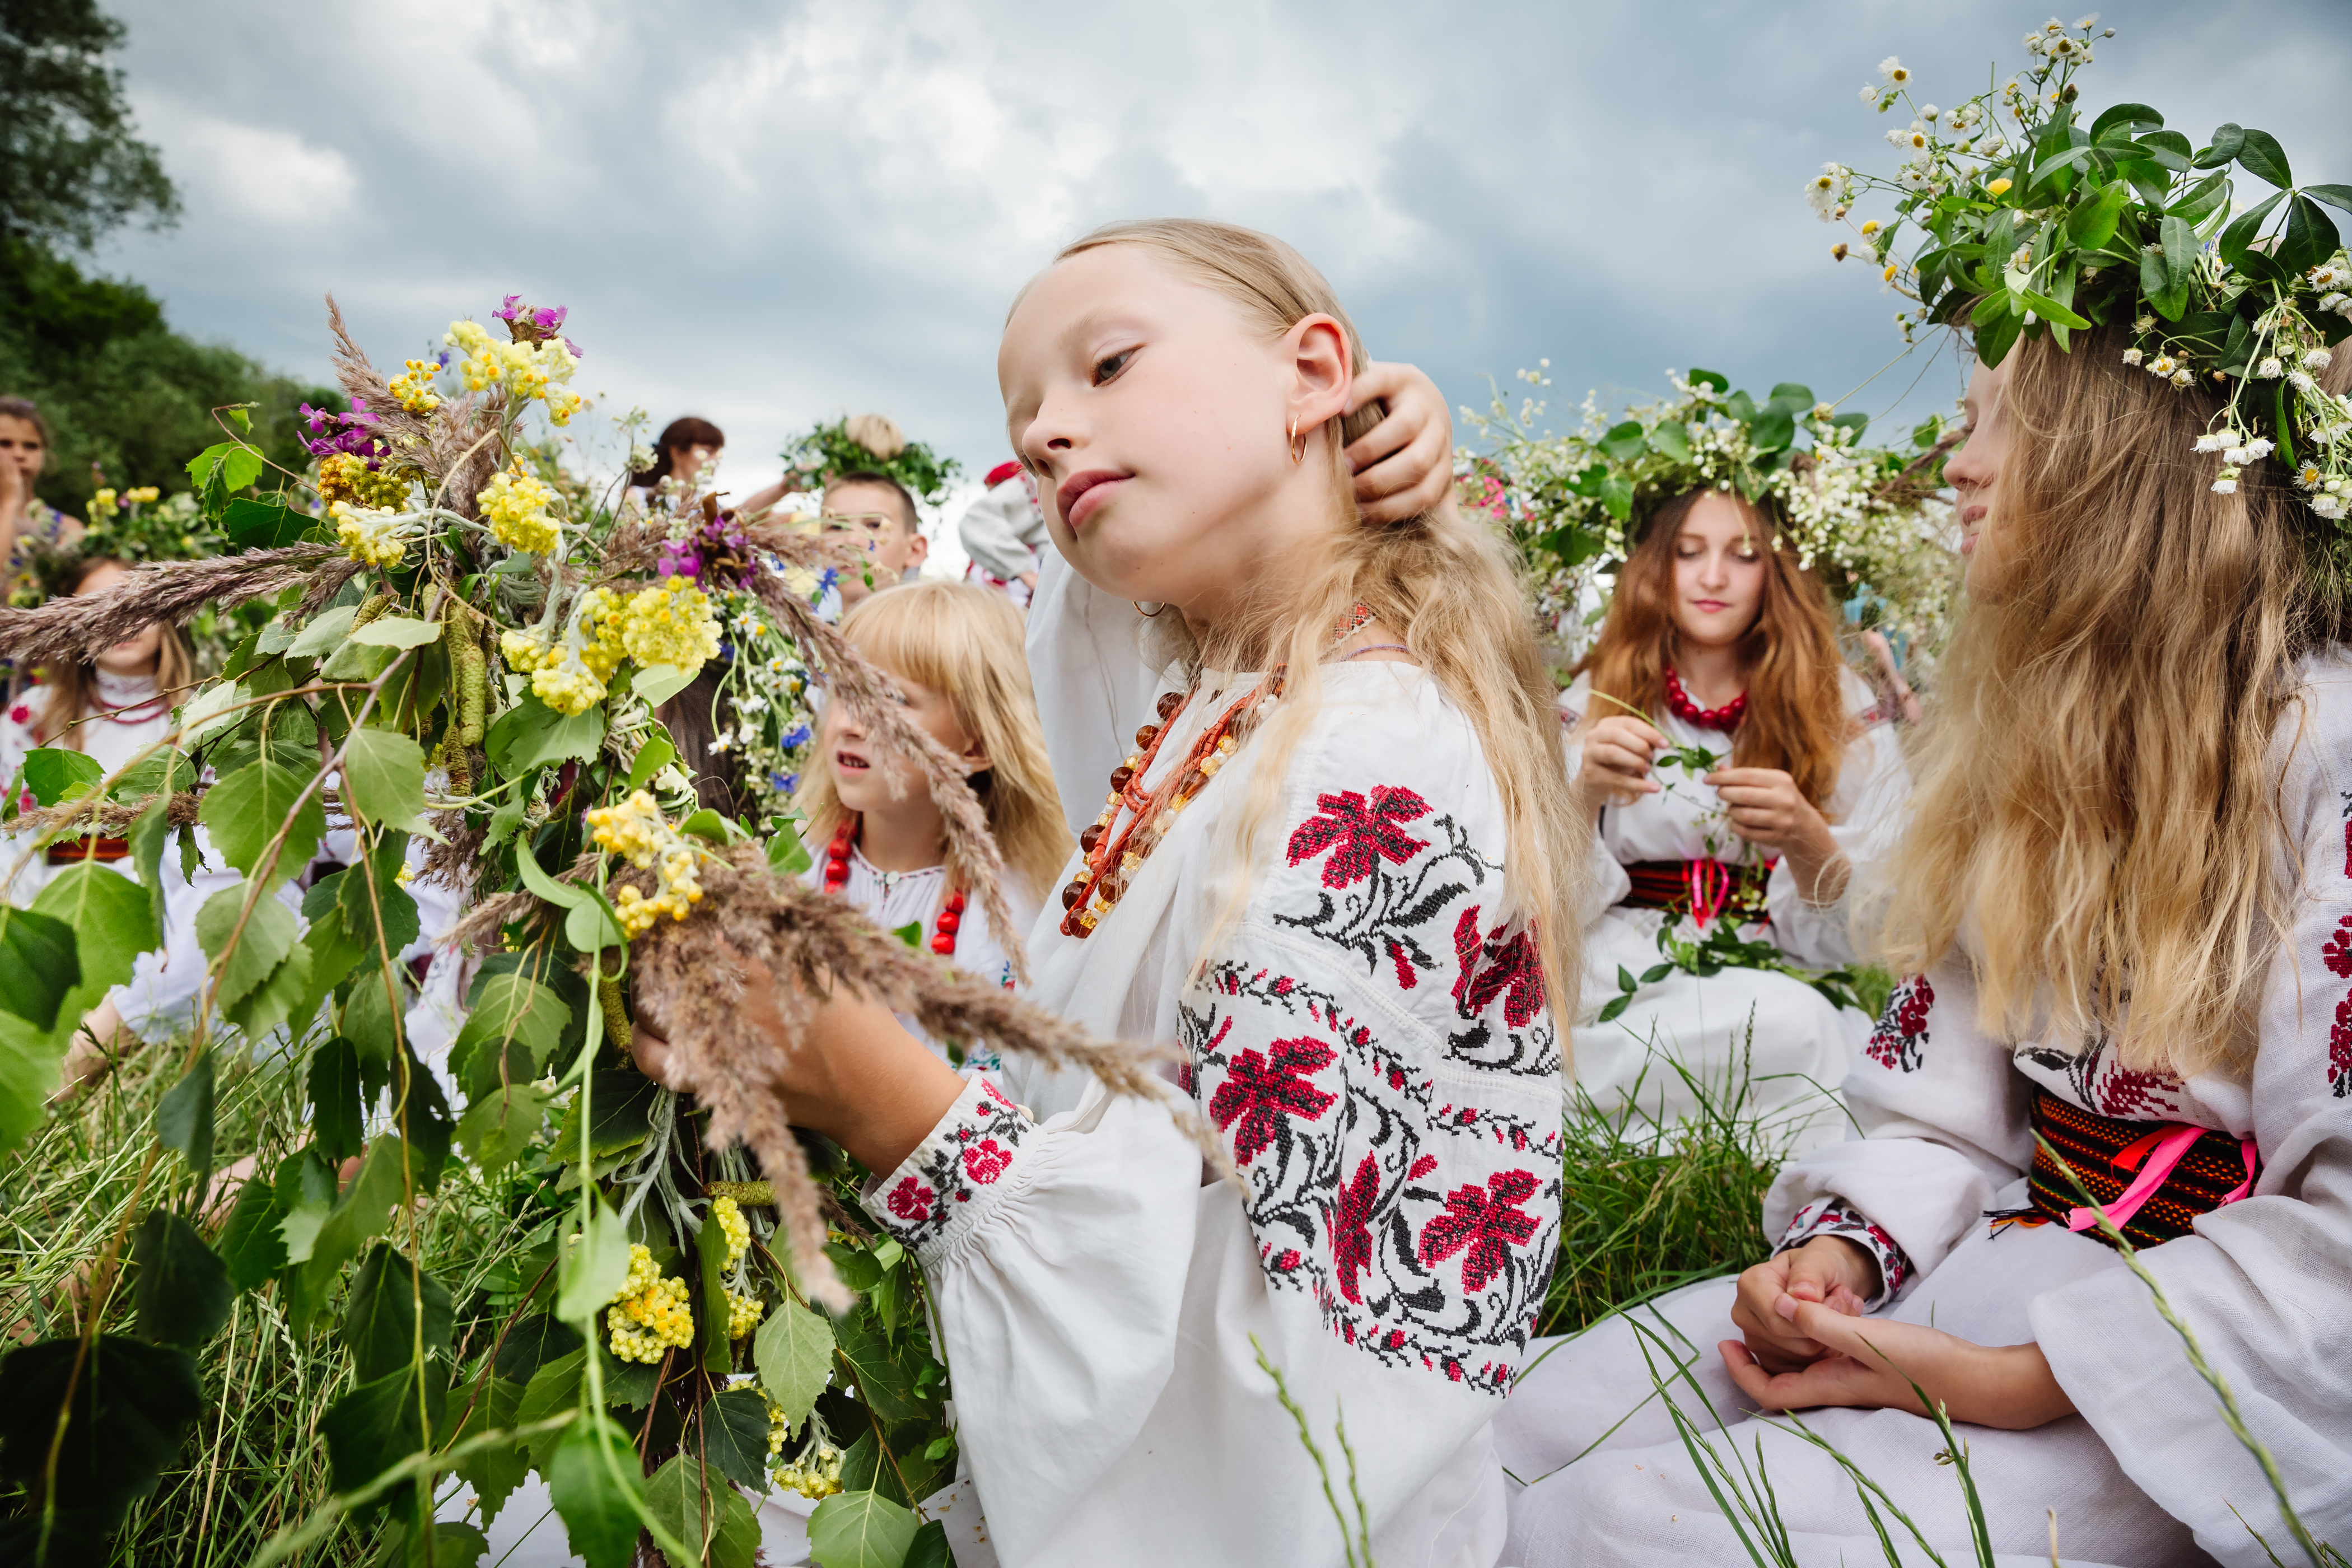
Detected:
left=1775, top=1196, right=1912, bottom=1309
left=860, top=1072, right=1033, bottom=1264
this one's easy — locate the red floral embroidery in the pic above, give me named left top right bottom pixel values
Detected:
left=1328, top=1152, right=1382, bottom=1303
left=2095, top=1063, right=2181, bottom=1119
left=6, top=704, right=27, bottom=726
left=2326, top=914, right=2352, bottom=979
left=1285, top=786, right=1432, bottom=889
left=2332, top=994, right=2352, bottom=1098
left=1866, top=974, right=1934, bottom=1071
left=886, top=1177, right=933, bottom=1222
left=1208, top=1038, right=1337, bottom=1163
left=1416, top=1169, right=1542, bottom=1292
left=1451, top=907, right=1545, bottom=1028
left=962, top=1138, right=1013, bottom=1184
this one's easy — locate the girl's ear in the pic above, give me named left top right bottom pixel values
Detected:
left=962, top=732, right=993, bottom=774
left=1285, top=313, right=1354, bottom=442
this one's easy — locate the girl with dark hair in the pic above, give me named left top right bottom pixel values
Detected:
left=631, top=414, right=727, bottom=496
left=1564, top=485, right=1907, bottom=1145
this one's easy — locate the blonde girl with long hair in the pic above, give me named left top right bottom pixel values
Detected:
left=795, top=578, right=1070, bottom=1063
left=1497, top=305, right=2352, bottom=1568
left=1565, top=485, right=1910, bottom=1145
left=636, top=218, right=1584, bottom=1565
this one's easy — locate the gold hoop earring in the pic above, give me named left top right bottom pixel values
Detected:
left=1288, top=417, right=1306, bottom=465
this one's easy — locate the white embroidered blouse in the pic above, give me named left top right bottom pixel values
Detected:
left=1765, top=651, right=2352, bottom=1562
left=855, top=662, right=1563, bottom=1567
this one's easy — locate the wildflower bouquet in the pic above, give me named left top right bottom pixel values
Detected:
left=1463, top=368, right=1959, bottom=657
left=1819, top=16, right=2352, bottom=531
left=0, top=297, right=1145, bottom=1566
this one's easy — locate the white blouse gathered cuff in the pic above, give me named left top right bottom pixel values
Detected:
left=860, top=1073, right=1038, bottom=1266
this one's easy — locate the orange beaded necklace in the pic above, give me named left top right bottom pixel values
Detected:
left=1056, top=603, right=1380, bottom=940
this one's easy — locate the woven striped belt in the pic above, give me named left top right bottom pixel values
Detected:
left=1617, top=857, right=1771, bottom=928
left=46, top=835, right=130, bottom=866
left=2015, top=1087, right=2259, bottom=1250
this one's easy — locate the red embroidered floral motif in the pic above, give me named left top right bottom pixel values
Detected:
left=2332, top=994, right=2352, bottom=1098
left=2326, top=914, right=2352, bottom=979
left=1450, top=907, right=1545, bottom=1028
left=1329, top=1151, right=1382, bottom=1303
left=1865, top=974, right=1934, bottom=1071
left=2095, top=1062, right=2181, bottom=1120
left=885, top=1177, right=933, bottom=1222
left=962, top=1139, right=1013, bottom=1184
left=1416, top=1169, right=1542, bottom=1292
left=6, top=704, right=27, bottom=726
left=1285, top=786, right=1433, bottom=889
left=1208, top=1037, right=1338, bottom=1163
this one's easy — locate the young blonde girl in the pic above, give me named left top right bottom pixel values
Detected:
left=1499, top=329, right=2352, bottom=1567
left=641, top=219, right=1583, bottom=1566
left=795, top=578, right=1070, bottom=1062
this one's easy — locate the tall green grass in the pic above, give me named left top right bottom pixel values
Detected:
left=0, top=1034, right=548, bottom=1565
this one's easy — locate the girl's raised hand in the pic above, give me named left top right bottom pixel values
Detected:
left=1345, top=361, right=1453, bottom=524
left=1578, top=714, right=1669, bottom=805
left=1719, top=1303, right=2077, bottom=1431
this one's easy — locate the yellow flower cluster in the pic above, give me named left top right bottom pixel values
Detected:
left=480, top=464, right=561, bottom=554
left=500, top=628, right=558, bottom=672
left=333, top=502, right=408, bottom=568
left=444, top=319, right=585, bottom=424
left=388, top=358, right=443, bottom=416
left=618, top=577, right=722, bottom=674
left=84, top=485, right=164, bottom=524
left=575, top=586, right=628, bottom=680
left=726, top=1290, right=763, bottom=1340
left=531, top=659, right=608, bottom=716
left=586, top=790, right=707, bottom=936
left=778, top=1443, right=844, bottom=1500
left=317, top=452, right=409, bottom=509
left=762, top=1392, right=789, bottom=1460
left=606, top=1244, right=696, bottom=1364
left=713, top=1195, right=750, bottom=1265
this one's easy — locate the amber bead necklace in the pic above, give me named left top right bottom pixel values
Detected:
left=1058, top=603, right=1379, bottom=939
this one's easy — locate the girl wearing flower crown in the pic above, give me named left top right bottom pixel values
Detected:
left=794, top=577, right=1069, bottom=1065
left=637, top=218, right=1583, bottom=1564
left=1500, top=67, right=2352, bottom=1566
left=1564, top=487, right=1908, bottom=1144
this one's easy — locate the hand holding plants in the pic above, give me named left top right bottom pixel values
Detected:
left=1579, top=714, right=1668, bottom=805
left=1707, top=766, right=1847, bottom=902
left=631, top=974, right=961, bottom=1177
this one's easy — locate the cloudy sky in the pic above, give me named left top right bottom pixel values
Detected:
left=92, top=0, right=2352, bottom=544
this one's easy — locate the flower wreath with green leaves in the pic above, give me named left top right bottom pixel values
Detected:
left=1814, top=14, right=2352, bottom=525
left=780, top=416, right=963, bottom=508
left=1463, top=366, right=1958, bottom=651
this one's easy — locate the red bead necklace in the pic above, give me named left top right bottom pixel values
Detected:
left=822, top=814, right=968, bottom=956
left=1662, top=665, right=1747, bottom=731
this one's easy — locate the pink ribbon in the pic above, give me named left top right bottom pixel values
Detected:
left=2065, top=1123, right=2259, bottom=1234
left=1684, top=859, right=1731, bottom=930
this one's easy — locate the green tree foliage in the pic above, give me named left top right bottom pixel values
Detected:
left=0, top=4, right=333, bottom=522
left=0, top=0, right=179, bottom=254
left=0, top=240, right=340, bottom=522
